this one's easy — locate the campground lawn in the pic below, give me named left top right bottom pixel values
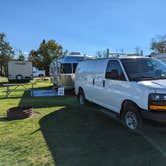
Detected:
left=1, top=78, right=166, bottom=166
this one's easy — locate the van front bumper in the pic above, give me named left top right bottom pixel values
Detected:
left=140, top=109, right=166, bottom=123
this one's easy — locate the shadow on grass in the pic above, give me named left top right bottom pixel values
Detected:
left=18, top=88, right=76, bottom=109
left=16, top=89, right=166, bottom=166
left=0, top=85, right=54, bottom=99
left=0, top=117, right=9, bottom=122
left=39, top=104, right=166, bottom=166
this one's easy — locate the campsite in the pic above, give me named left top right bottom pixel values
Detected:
left=1, top=77, right=166, bottom=165
left=1, top=1, right=166, bottom=165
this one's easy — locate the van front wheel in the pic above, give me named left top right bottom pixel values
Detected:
left=78, top=90, right=86, bottom=105
left=122, top=105, right=143, bottom=131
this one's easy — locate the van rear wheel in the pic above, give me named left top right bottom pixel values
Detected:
left=78, top=90, right=86, bottom=105
left=122, top=104, right=143, bottom=131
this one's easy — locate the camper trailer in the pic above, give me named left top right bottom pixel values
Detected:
left=50, top=53, right=91, bottom=89
left=8, top=61, right=33, bottom=83
left=150, top=53, right=166, bottom=63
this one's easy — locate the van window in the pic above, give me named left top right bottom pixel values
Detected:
left=121, top=58, right=166, bottom=81
left=105, top=60, right=126, bottom=81
left=60, top=63, right=72, bottom=74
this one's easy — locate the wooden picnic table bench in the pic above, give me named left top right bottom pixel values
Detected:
left=2, top=82, right=36, bottom=98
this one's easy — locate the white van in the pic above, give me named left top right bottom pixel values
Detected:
left=75, top=57, right=166, bottom=130
left=8, top=61, right=33, bottom=82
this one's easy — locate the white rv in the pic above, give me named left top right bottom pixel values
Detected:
left=8, top=61, right=33, bottom=82
left=50, top=53, right=91, bottom=89
left=75, top=57, right=166, bottom=130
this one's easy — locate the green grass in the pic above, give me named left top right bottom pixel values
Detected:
left=0, top=76, right=8, bottom=83
left=1, top=80, right=166, bottom=165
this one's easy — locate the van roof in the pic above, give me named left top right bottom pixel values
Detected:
left=84, top=56, right=150, bottom=61
left=119, top=56, right=149, bottom=59
left=105, top=56, right=149, bottom=59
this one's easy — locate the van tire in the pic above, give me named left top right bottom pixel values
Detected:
left=121, top=104, right=143, bottom=131
left=78, top=89, right=86, bottom=105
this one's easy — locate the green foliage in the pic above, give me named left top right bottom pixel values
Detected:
left=28, top=39, right=63, bottom=75
left=0, top=33, right=14, bottom=76
left=18, top=54, right=25, bottom=61
left=151, top=35, right=166, bottom=53
left=17, top=49, right=25, bottom=61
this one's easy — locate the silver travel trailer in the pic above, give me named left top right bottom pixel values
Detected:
left=150, top=53, right=166, bottom=63
left=50, top=54, right=91, bottom=89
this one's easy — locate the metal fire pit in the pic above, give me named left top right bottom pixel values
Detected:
left=7, top=106, right=33, bottom=120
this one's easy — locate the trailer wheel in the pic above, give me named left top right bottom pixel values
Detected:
left=39, top=74, right=44, bottom=77
left=16, top=75, right=23, bottom=81
left=78, top=89, right=86, bottom=105
left=121, top=104, right=143, bottom=131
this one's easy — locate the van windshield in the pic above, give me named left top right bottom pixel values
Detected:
left=121, top=58, right=166, bottom=81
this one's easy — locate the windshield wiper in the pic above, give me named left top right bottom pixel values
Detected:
left=131, top=76, right=158, bottom=81
left=152, top=77, right=166, bottom=80
left=132, top=76, right=166, bottom=81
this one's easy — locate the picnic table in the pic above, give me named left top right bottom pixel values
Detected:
left=3, top=82, right=36, bottom=98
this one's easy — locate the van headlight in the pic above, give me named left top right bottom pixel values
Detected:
left=149, top=93, right=166, bottom=111
left=149, top=94, right=161, bottom=101
left=149, top=93, right=166, bottom=102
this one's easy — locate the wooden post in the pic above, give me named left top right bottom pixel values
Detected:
left=31, top=83, right=34, bottom=97
left=6, top=85, right=9, bottom=98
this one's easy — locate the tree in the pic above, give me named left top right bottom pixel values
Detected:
left=18, top=54, right=25, bottom=61
left=96, top=51, right=103, bottom=58
left=28, top=39, right=63, bottom=75
left=151, top=35, right=166, bottom=53
left=28, top=49, right=42, bottom=69
left=17, top=50, right=25, bottom=61
left=0, top=33, right=14, bottom=76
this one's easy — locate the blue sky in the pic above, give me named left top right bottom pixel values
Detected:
left=0, top=0, right=166, bottom=56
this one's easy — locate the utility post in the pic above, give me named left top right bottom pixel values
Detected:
left=106, top=48, right=110, bottom=58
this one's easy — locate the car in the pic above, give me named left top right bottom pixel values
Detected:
left=74, top=56, right=166, bottom=131
left=32, top=67, right=45, bottom=77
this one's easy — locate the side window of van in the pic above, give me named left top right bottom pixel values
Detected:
left=105, top=60, right=126, bottom=81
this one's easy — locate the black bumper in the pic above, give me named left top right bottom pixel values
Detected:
left=140, top=109, right=166, bottom=123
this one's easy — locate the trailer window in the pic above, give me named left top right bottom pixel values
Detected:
left=73, top=63, right=78, bottom=73
left=61, top=63, right=72, bottom=74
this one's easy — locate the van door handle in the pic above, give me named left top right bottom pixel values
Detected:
left=93, top=79, right=95, bottom=85
left=103, top=80, right=105, bottom=87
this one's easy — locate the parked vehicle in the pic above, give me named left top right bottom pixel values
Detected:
left=150, top=53, right=166, bottom=63
left=50, top=53, right=91, bottom=89
left=8, top=61, right=33, bottom=83
left=33, top=67, right=45, bottom=77
left=75, top=56, right=166, bottom=130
